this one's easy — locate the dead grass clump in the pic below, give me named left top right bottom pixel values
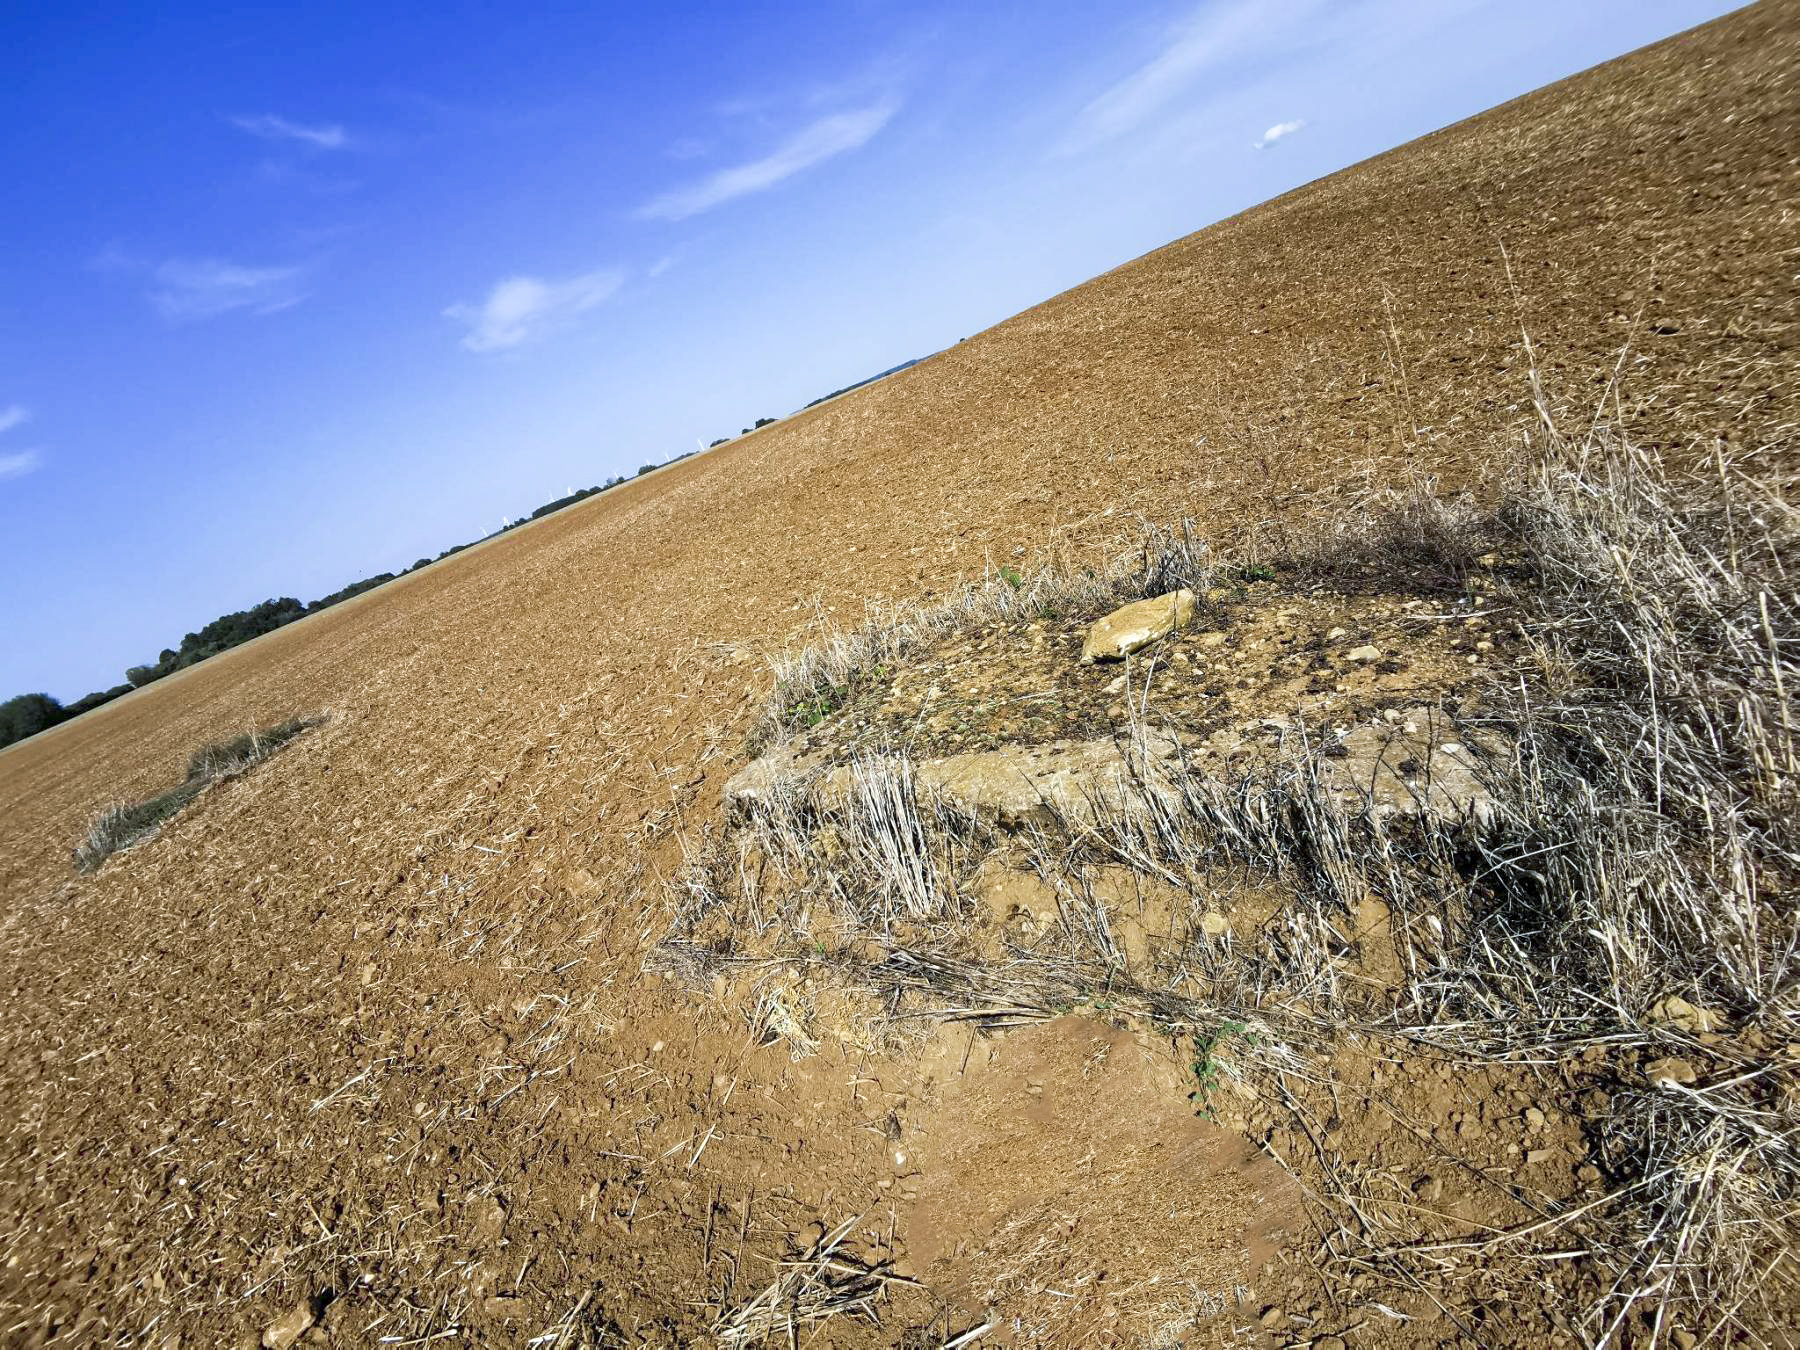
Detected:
left=1462, top=421, right=1800, bottom=1330
left=1271, top=468, right=1498, bottom=584
left=74, top=715, right=322, bottom=873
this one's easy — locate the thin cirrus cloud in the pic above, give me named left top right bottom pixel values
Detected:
left=0, top=405, right=39, bottom=483
left=0, top=449, right=42, bottom=482
left=1066, top=0, right=1323, bottom=151
left=230, top=114, right=348, bottom=150
left=148, top=259, right=309, bottom=322
left=1253, top=118, right=1306, bottom=149
left=444, top=268, right=626, bottom=353
left=638, top=101, right=898, bottom=222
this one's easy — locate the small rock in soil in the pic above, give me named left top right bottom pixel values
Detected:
left=1080, top=589, right=1197, bottom=662
left=1648, top=994, right=1725, bottom=1034
left=261, top=1300, right=315, bottom=1350
left=1645, top=1057, right=1699, bottom=1087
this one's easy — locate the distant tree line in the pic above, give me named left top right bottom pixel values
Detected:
left=0, top=460, right=697, bottom=750
left=4, top=362, right=920, bottom=751
left=801, top=357, right=923, bottom=411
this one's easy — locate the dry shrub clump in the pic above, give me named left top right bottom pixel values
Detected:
left=668, top=380, right=1799, bottom=1335
left=74, top=715, right=323, bottom=873
left=1475, top=421, right=1799, bottom=1331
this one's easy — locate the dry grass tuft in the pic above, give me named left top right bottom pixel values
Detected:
left=711, top=1215, right=916, bottom=1348
left=74, top=715, right=323, bottom=873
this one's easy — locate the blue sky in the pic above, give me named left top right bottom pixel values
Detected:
left=0, top=0, right=1740, bottom=701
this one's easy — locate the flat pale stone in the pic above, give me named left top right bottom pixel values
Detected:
left=918, top=737, right=1158, bottom=826
left=724, top=740, right=820, bottom=810
left=729, top=734, right=1183, bottom=828
left=1080, top=589, right=1197, bottom=662
left=728, top=706, right=1501, bottom=835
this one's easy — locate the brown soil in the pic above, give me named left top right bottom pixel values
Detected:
left=1, top=6, right=1796, bottom=1346
left=902, top=1017, right=1301, bottom=1348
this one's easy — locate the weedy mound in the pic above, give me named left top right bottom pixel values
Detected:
left=74, top=715, right=324, bottom=873
left=661, top=388, right=1799, bottom=1342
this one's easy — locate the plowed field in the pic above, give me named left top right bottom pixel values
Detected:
left=2, top=5, right=1795, bottom=1345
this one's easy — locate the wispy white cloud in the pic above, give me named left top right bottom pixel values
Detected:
left=444, top=268, right=625, bottom=353
left=149, top=259, right=308, bottom=322
left=0, top=449, right=41, bottom=482
left=0, top=404, right=29, bottom=436
left=639, top=101, right=897, bottom=221
left=1066, top=0, right=1322, bottom=151
left=1253, top=118, right=1306, bottom=149
left=231, top=114, right=348, bottom=150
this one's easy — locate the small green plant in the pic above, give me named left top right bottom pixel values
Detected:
left=1237, top=562, right=1277, bottom=583
left=790, top=683, right=848, bottom=729
left=999, top=565, right=1024, bottom=591
left=1187, top=1019, right=1258, bottom=1119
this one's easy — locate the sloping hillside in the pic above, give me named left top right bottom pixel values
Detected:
left=1, top=5, right=1795, bottom=1345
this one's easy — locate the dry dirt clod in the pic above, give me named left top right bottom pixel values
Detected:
left=1645, top=1057, right=1699, bottom=1087
left=1648, top=994, right=1725, bottom=1034
left=1345, top=644, right=1382, bottom=663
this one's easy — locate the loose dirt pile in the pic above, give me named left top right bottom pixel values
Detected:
left=2, top=6, right=1797, bottom=1346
